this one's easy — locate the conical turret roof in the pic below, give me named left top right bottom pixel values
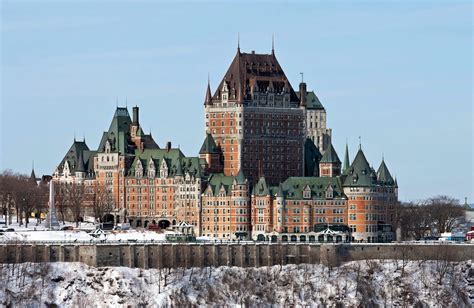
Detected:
left=343, top=149, right=377, bottom=187
left=204, top=82, right=212, bottom=105
left=199, top=133, right=220, bottom=154
left=377, top=159, right=394, bottom=186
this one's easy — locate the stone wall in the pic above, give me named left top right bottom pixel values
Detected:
left=0, top=243, right=472, bottom=269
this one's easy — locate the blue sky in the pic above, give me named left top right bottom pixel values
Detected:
left=1, top=1, right=472, bottom=202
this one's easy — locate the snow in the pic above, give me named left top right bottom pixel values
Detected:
left=0, top=259, right=472, bottom=307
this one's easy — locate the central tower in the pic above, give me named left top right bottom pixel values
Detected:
left=204, top=47, right=305, bottom=185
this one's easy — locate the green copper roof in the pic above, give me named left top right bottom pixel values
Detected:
left=342, top=143, right=350, bottom=175
left=304, top=138, right=322, bottom=176
left=98, top=107, right=134, bottom=154
left=127, top=148, right=201, bottom=178
left=253, top=176, right=270, bottom=196
left=343, top=149, right=377, bottom=187
left=377, top=159, right=395, bottom=186
left=320, top=143, right=341, bottom=164
left=206, top=173, right=235, bottom=196
left=234, top=168, right=246, bottom=184
left=281, top=177, right=345, bottom=199
left=199, top=133, right=220, bottom=154
left=295, top=91, right=325, bottom=110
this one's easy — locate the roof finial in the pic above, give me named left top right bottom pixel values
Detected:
left=382, top=152, right=384, bottom=161
left=116, top=97, right=118, bottom=107
left=300, top=72, right=304, bottom=83
left=272, top=34, right=275, bottom=55
left=32, top=160, right=34, bottom=171
left=237, top=33, right=240, bottom=53
left=74, top=132, right=76, bottom=142
left=83, top=132, right=86, bottom=142
left=125, top=97, right=128, bottom=108
left=358, top=136, right=362, bottom=150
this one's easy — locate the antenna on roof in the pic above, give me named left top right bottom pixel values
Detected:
left=125, top=97, right=128, bottom=108
left=74, top=132, right=76, bottom=142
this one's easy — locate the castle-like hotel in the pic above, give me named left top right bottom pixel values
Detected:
left=53, top=46, right=398, bottom=242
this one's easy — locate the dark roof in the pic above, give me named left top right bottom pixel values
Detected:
left=199, top=133, right=220, bottom=154
left=211, top=50, right=299, bottom=104
left=304, top=138, right=322, bottom=176
left=76, top=152, right=86, bottom=172
left=58, top=140, right=93, bottom=174
left=320, top=143, right=341, bottom=164
left=377, top=159, right=395, bottom=186
left=204, top=82, right=212, bottom=105
left=295, top=91, right=325, bottom=110
left=343, top=149, right=377, bottom=187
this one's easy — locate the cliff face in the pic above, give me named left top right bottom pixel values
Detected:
left=0, top=260, right=472, bottom=307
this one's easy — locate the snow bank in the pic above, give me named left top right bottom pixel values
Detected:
left=0, top=260, right=472, bottom=307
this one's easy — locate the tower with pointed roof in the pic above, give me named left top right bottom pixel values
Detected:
left=204, top=46, right=305, bottom=185
left=199, top=133, right=223, bottom=174
left=342, top=148, right=398, bottom=243
left=342, top=142, right=350, bottom=175
left=319, top=143, right=341, bottom=177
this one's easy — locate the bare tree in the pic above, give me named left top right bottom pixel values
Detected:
left=0, top=170, right=17, bottom=225
left=55, top=183, right=68, bottom=224
left=424, top=196, right=464, bottom=234
left=92, top=185, right=115, bottom=223
left=65, top=183, right=85, bottom=227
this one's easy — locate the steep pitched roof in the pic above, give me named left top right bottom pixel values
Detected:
left=295, top=91, right=325, bottom=110
left=98, top=107, right=135, bottom=154
left=58, top=140, right=92, bottom=174
left=320, top=143, right=341, bottom=164
left=199, top=133, right=220, bottom=154
left=253, top=176, right=270, bottom=196
left=211, top=50, right=299, bottom=104
left=76, top=152, right=86, bottom=172
left=234, top=168, right=246, bottom=184
left=377, top=159, right=395, bottom=186
left=343, top=149, right=377, bottom=187
left=204, top=82, right=212, bottom=105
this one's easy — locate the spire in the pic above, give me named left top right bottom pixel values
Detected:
left=342, top=141, right=350, bottom=175
left=204, top=78, right=212, bottom=105
left=237, top=33, right=240, bottom=54
left=30, top=162, right=36, bottom=182
left=376, top=159, right=394, bottom=186
left=271, top=34, right=275, bottom=55
left=199, top=133, right=219, bottom=154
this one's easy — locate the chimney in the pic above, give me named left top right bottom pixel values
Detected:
left=166, top=141, right=171, bottom=152
left=132, top=106, right=139, bottom=124
left=299, top=82, right=307, bottom=107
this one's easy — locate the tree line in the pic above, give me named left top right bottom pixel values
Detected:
left=0, top=170, right=114, bottom=227
left=396, top=196, right=466, bottom=240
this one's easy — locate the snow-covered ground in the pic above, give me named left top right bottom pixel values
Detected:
left=0, top=259, right=472, bottom=307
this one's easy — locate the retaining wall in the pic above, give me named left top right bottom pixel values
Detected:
left=0, top=243, right=472, bottom=268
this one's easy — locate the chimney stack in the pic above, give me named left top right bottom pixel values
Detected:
left=299, top=82, right=307, bottom=107
left=166, top=141, right=171, bottom=152
left=132, top=106, right=139, bottom=124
